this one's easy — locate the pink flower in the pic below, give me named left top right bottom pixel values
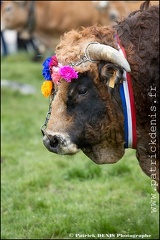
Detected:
left=51, top=71, right=61, bottom=84
left=59, top=65, right=78, bottom=82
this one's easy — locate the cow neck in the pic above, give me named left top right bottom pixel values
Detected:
left=25, top=1, right=35, bottom=34
left=115, top=35, right=137, bottom=149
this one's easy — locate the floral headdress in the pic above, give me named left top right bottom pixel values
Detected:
left=41, top=55, right=78, bottom=97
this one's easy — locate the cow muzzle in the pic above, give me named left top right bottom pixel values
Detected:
left=42, top=131, right=80, bottom=155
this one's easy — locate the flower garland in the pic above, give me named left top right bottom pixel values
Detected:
left=41, top=55, right=78, bottom=97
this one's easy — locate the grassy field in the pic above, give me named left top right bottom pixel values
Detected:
left=1, top=53, right=159, bottom=239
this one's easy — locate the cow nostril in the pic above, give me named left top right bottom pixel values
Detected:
left=50, top=136, right=59, bottom=148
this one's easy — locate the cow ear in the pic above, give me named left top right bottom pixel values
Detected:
left=100, top=63, right=124, bottom=88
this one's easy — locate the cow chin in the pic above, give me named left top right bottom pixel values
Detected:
left=82, top=144, right=125, bottom=164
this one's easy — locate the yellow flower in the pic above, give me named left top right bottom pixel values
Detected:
left=41, top=81, right=52, bottom=97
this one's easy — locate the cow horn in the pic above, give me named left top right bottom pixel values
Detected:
left=86, top=42, right=131, bottom=72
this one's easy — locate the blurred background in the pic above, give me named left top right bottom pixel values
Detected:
left=1, top=1, right=159, bottom=239
left=1, top=1, right=159, bottom=60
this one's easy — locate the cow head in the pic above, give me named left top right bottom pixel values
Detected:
left=1, top=1, right=29, bottom=31
left=92, top=1, right=129, bottom=22
left=41, top=26, right=131, bottom=164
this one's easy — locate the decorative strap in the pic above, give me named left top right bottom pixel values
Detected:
left=116, top=35, right=137, bottom=149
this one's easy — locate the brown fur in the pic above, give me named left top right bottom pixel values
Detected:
left=43, top=1, right=159, bottom=191
left=56, top=25, right=118, bottom=67
left=55, top=25, right=126, bottom=162
left=115, top=3, right=159, bottom=191
left=47, top=81, right=74, bottom=134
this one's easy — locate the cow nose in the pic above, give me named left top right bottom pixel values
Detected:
left=42, top=133, right=79, bottom=155
left=43, top=134, right=61, bottom=153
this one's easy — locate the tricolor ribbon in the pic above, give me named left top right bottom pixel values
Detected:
left=116, top=35, right=137, bottom=149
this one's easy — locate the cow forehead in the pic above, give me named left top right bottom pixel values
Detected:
left=55, top=32, right=98, bottom=70
left=57, top=46, right=99, bottom=74
left=54, top=26, right=116, bottom=73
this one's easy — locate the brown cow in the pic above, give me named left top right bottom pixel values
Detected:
left=3, top=1, right=159, bottom=52
left=93, top=1, right=159, bottom=22
left=92, top=1, right=129, bottom=24
left=1, top=1, right=95, bottom=51
left=41, top=1, right=159, bottom=192
left=1, top=1, right=117, bottom=51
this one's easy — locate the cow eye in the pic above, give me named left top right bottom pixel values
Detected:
left=78, top=87, right=88, bottom=95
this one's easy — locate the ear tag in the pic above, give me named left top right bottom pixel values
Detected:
left=109, top=71, right=116, bottom=88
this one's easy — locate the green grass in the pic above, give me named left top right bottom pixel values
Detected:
left=1, top=53, right=159, bottom=239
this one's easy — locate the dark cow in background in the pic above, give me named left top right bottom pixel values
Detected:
left=41, top=1, right=159, bottom=191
